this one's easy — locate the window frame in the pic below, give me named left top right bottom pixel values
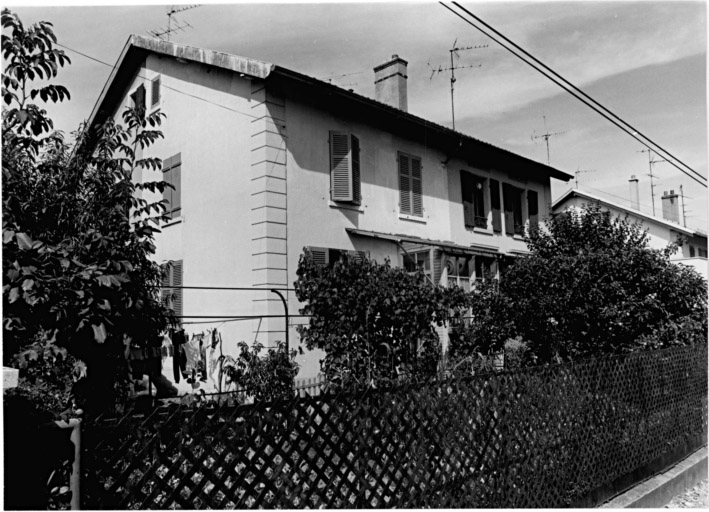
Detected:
left=503, top=183, right=526, bottom=237
left=460, top=170, right=490, bottom=230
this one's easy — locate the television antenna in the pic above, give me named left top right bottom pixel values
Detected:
left=574, top=167, right=596, bottom=188
left=531, top=115, right=565, bottom=165
left=637, top=148, right=667, bottom=216
left=149, top=5, right=201, bottom=41
left=428, top=38, right=487, bottom=130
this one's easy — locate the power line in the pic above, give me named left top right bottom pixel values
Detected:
left=441, top=2, right=707, bottom=188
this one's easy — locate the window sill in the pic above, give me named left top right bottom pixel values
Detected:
left=399, top=214, right=426, bottom=224
left=329, top=201, right=364, bottom=213
left=162, top=216, right=183, bottom=228
left=513, top=234, right=525, bottom=241
left=473, top=227, right=494, bottom=236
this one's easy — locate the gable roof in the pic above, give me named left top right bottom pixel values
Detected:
left=552, top=188, right=703, bottom=237
left=87, top=35, right=573, bottom=182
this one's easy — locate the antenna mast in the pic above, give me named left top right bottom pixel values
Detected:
left=428, top=39, right=487, bottom=130
left=637, top=148, right=667, bottom=216
left=149, top=5, right=200, bottom=41
left=531, top=115, right=564, bottom=165
left=574, top=167, right=596, bottom=189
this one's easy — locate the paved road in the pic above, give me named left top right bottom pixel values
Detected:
left=665, top=479, right=709, bottom=508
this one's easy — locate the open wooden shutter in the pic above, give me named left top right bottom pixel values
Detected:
left=398, top=153, right=411, bottom=215
left=490, top=179, right=502, bottom=232
left=171, top=156, right=182, bottom=218
left=162, top=155, right=174, bottom=217
left=433, top=250, right=445, bottom=286
left=151, top=76, right=161, bottom=107
left=411, top=157, right=423, bottom=216
left=172, top=260, right=183, bottom=320
left=503, top=183, right=515, bottom=236
left=308, top=247, right=329, bottom=267
left=460, top=171, right=474, bottom=228
left=351, top=135, right=361, bottom=203
left=330, top=132, right=353, bottom=201
left=528, top=190, right=539, bottom=228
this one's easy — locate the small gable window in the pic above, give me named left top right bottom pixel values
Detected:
left=329, top=131, right=361, bottom=203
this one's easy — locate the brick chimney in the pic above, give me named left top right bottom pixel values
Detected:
left=629, top=175, right=640, bottom=210
left=374, top=54, right=408, bottom=111
left=661, top=189, right=680, bottom=223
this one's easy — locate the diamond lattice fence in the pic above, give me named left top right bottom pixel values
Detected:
left=82, top=343, right=707, bottom=509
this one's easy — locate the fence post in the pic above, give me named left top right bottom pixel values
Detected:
left=55, top=418, right=82, bottom=510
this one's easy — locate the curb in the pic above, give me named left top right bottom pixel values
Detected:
left=601, top=446, right=708, bottom=508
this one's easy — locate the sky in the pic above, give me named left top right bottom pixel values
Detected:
left=6, top=0, right=708, bottom=232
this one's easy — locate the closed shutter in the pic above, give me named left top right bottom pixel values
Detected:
left=460, top=171, right=474, bottom=228
left=398, top=153, right=411, bottom=215
left=411, top=157, right=423, bottom=216
left=490, top=179, right=502, bottom=232
left=151, top=76, right=161, bottom=107
left=351, top=135, right=361, bottom=203
left=528, top=190, right=539, bottom=227
left=330, top=132, right=353, bottom=201
left=348, top=250, right=367, bottom=264
left=503, top=183, right=515, bottom=236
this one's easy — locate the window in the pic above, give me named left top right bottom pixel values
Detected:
left=308, top=247, right=366, bottom=267
left=474, top=256, right=497, bottom=283
left=690, top=245, right=696, bottom=257
left=398, top=152, right=423, bottom=217
left=528, top=190, right=539, bottom=228
left=699, top=248, right=708, bottom=258
left=329, top=131, right=360, bottom=203
left=460, top=171, right=487, bottom=229
left=403, top=250, right=431, bottom=280
left=151, top=76, right=161, bottom=107
left=446, top=255, right=472, bottom=291
left=162, top=153, right=182, bottom=220
left=130, top=84, right=146, bottom=118
left=503, top=183, right=525, bottom=236
left=161, top=260, right=183, bottom=321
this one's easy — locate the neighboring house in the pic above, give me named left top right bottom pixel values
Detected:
left=552, top=187, right=708, bottom=279
left=86, top=35, right=572, bottom=380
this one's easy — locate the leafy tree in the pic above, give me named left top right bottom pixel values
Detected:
left=220, top=341, right=300, bottom=402
left=295, top=250, right=468, bottom=389
left=2, top=9, right=176, bottom=414
left=451, top=203, right=708, bottom=365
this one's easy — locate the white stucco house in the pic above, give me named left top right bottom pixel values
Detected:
left=552, top=188, right=708, bottom=279
left=85, top=35, right=573, bottom=381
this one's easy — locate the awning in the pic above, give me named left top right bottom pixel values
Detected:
left=346, top=228, right=503, bottom=258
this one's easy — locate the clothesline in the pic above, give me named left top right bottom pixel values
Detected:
left=158, top=286, right=297, bottom=291
left=177, top=314, right=312, bottom=319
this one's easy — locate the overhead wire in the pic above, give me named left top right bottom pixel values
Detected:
left=440, top=2, right=707, bottom=188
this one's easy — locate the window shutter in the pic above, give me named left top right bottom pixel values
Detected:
left=308, top=247, right=329, bottom=267
left=330, top=132, right=353, bottom=202
left=503, top=183, right=515, bottom=236
left=460, top=171, right=475, bottom=228
left=398, top=153, right=411, bottom=215
left=162, top=156, right=173, bottom=217
left=134, top=84, right=146, bottom=117
left=171, top=159, right=182, bottom=218
left=161, top=263, right=171, bottom=305
left=411, top=157, right=423, bottom=216
left=528, top=190, right=539, bottom=227
left=151, top=76, right=161, bottom=107
left=433, top=250, right=445, bottom=285
left=351, top=135, right=361, bottom=203
left=490, top=179, right=502, bottom=233
left=348, top=250, right=366, bottom=264
left=173, top=260, right=183, bottom=320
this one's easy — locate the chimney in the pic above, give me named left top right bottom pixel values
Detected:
left=374, top=54, right=408, bottom=112
left=629, top=175, right=640, bottom=210
left=661, top=189, right=680, bottom=223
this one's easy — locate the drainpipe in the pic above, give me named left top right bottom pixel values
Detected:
left=270, top=289, right=289, bottom=352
